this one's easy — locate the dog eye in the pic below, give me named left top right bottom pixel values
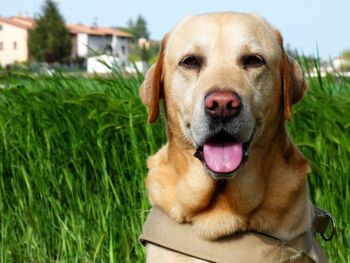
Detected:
left=242, top=55, right=265, bottom=69
left=179, top=55, right=203, bottom=69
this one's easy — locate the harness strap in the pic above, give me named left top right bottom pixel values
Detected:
left=313, top=206, right=336, bottom=241
left=140, top=206, right=330, bottom=263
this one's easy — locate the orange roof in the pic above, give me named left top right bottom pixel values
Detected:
left=0, top=17, right=34, bottom=30
left=10, top=16, right=35, bottom=26
left=67, top=24, right=132, bottom=38
left=0, top=16, right=132, bottom=38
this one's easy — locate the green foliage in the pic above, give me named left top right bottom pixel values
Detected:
left=126, top=15, right=150, bottom=40
left=140, top=46, right=150, bottom=62
left=286, top=45, right=319, bottom=71
left=0, top=68, right=349, bottom=262
left=148, top=42, right=160, bottom=65
left=28, top=0, right=71, bottom=63
left=287, top=74, right=350, bottom=262
left=341, top=49, right=350, bottom=61
left=339, top=50, right=350, bottom=71
left=123, top=14, right=160, bottom=64
left=128, top=41, right=159, bottom=64
left=0, top=70, right=162, bottom=262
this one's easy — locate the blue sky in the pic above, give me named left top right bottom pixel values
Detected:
left=2, top=0, right=349, bottom=58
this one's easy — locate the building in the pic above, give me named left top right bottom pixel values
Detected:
left=0, top=17, right=34, bottom=66
left=308, top=57, right=350, bottom=77
left=0, top=16, right=132, bottom=67
left=68, top=24, right=132, bottom=66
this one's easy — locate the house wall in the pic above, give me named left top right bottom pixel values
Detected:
left=77, top=33, right=88, bottom=57
left=112, top=36, right=128, bottom=65
left=0, top=22, right=28, bottom=66
left=79, top=34, right=129, bottom=65
left=70, top=34, right=77, bottom=58
left=87, top=55, right=122, bottom=74
left=0, top=19, right=130, bottom=67
left=87, top=35, right=112, bottom=56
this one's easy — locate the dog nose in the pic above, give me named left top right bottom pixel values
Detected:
left=205, top=91, right=241, bottom=119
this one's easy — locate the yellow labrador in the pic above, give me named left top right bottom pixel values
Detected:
left=140, top=12, right=327, bottom=262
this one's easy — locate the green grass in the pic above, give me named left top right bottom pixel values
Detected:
left=288, top=74, right=350, bottom=261
left=0, top=69, right=349, bottom=262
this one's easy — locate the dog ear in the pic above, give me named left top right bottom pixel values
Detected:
left=139, top=34, right=169, bottom=123
left=276, top=31, right=307, bottom=121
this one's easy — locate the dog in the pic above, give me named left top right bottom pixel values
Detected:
left=139, top=12, right=329, bottom=262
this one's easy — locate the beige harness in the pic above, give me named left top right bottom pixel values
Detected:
left=140, top=206, right=334, bottom=263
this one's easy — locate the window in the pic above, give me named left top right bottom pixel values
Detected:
left=0, top=42, right=3, bottom=51
left=0, top=25, right=3, bottom=31
left=121, top=45, right=126, bottom=55
left=105, top=44, right=112, bottom=53
left=13, top=42, right=17, bottom=50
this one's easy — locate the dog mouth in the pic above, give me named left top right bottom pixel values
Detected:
left=194, top=131, right=250, bottom=177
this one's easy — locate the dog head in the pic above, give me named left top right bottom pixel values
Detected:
left=140, top=12, right=306, bottom=179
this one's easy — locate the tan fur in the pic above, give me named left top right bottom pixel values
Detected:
left=141, top=12, right=313, bottom=262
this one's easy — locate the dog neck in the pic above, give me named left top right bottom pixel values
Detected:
left=146, top=120, right=312, bottom=240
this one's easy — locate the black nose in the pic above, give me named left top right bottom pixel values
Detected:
left=205, top=91, right=241, bottom=119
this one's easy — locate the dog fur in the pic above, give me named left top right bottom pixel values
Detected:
left=140, top=12, right=313, bottom=262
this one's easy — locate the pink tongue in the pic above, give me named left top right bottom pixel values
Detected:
left=203, top=142, right=243, bottom=173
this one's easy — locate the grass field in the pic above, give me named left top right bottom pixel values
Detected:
left=0, top=68, right=349, bottom=262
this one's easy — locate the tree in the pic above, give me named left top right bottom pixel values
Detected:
left=134, top=15, right=149, bottom=39
left=123, top=15, right=159, bottom=63
left=125, top=15, right=150, bottom=40
left=341, top=49, right=350, bottom=61
left=339, top=50, right=350, bottom=71
left=140, top=46, right=150, bottom=61
left=29, top=0, right=71, bottom=63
